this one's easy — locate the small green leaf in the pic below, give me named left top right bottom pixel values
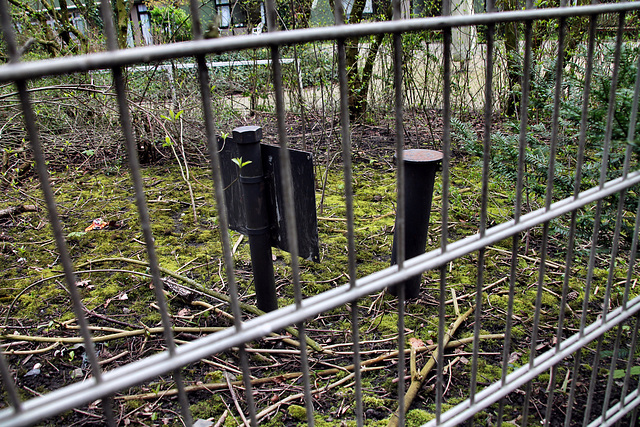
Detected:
left=614, top=366, right=640, bottom=379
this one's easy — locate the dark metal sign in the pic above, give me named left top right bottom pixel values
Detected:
left=218, top=135, right=320, bottom=262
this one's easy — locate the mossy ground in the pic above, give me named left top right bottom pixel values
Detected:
left=1, top=121, right=639, bottom=426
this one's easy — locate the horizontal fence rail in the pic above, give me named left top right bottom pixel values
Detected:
left=1, top=0, right=640, bottom=426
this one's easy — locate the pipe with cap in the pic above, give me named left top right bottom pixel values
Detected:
left=389, top=149, right=443, bottom=299
left=234, top=126, right=278, bottom=312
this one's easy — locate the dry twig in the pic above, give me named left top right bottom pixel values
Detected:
left=387, top=306, right=475, bottom=427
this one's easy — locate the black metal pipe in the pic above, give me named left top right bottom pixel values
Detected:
left=233, top=126, right=278, bottom=312
left=390, top=149, right=443, bottom=298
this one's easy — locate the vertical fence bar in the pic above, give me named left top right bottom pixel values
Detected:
left=498, top=1, right=533, bottom=424
left=542, top=6, right=574, bottom=424
left=0, top=347, right=22, bottom=415
left=188, top=1, right=258, bottom=424
left=98, top=1, right=192, bottom=424
left=583, top=334, right=605, bottom=425
left=0, top=0, right=25, bottom=416
left=621, top=35, right=640, bottom=183
left=564, top=13, right=597, bottom=427
left=600, top=15, right=627, bottom=420
left=469, top=0, right=494, bottom=407
left=625, top=314, right=640, bottom=426
left=600, top=12, right=625, bottom=324
left=391, top=0, right=406, bottom=423
left=334, top=0, right=363, bottom=424
left=582, top=10, right=626, bottom=426
left=0, top=0, right=115, bottom=423
left=264, top=0, right=315, bottom=424
left=436, top=13, right=452, bottom=422
left=524, top=7, right=565, bottom=425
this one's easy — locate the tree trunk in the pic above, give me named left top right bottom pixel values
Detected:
left=115, top=0, right=134, bottom=49
left=345, top=0, right=391, bottom=119
left=502, top=0, right=519, bottom=116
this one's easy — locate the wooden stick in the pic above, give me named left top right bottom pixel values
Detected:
left=0, top=204, right=38, bottom=218
left=113, top=333, right=504, bottom=402
left=76, top=257, right=326, bottom=353
left=387, top=306, right=475, bottom=427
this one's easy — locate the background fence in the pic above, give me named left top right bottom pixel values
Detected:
left=2, top=0, right=640, bottom=426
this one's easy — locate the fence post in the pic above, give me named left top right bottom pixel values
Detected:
left=390, top=149, right=443, bottom=298
left=233, top=126, right=278, bottom=312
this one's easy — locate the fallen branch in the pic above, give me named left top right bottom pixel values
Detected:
left=1, top=342, right=60, bottom=355
left=445, top=277, right=508, bottom=305
left=0, top=204, right=38, bottom=218
left=487, top=246, right=563, bottom=270
left=77, top=257, right=326, bottom=353
left=0, top=326, right=226, bottom=345
left=387, top=306, right=475, bottom=427
left=113, top=332, right=503, bottom=402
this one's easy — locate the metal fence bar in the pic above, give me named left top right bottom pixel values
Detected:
left=582, top=10, right=626, bottom=426
left=498, top=2, right=533, bottom=424
left=564, top=12, right=598, bottom=427
left=469, top=0, right=494, bottom=407
left=2, top=2, right=640, bottom=426
left=334, top=0, right=363, bottom=424
left=435, top=18, right=452, bottom=424
left=4, top=3, right=640, bottom=84
left=391, top=0, right=406, bottom=422
left=264, top=0, right=314, bottom=424
left=99, top=0, right=194, bottom=423
left=425, top=294, right=640, bottom=427
left=0, top=0, right=115, bottom=423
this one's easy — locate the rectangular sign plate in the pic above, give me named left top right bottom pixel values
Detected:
left=219, top=136, right=320, bottom=262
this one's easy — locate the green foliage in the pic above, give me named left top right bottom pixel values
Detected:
left=231, top=157, right=252, bottom=169
left=452, top=41, right=640, bottom=248
left=287, top=404, right=307, bottom=420
left=614, top=365, right=640, bottom=379
left=406, top=409, right=436, bottom=425
left=149, top=5, right=192, bottom=43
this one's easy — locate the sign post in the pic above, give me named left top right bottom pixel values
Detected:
left=219, top=126, right=319, bottom=312
left=233, top=126, right=278, bottom=312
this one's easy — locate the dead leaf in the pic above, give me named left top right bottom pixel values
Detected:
left=409, top=337, right=425, bottom=348
left=117, top=292, right=128, bottom=301
left=177, top=308, right=191, bottom=317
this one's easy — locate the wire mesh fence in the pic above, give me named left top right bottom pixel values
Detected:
left=1, top=0, right=640, bottom=426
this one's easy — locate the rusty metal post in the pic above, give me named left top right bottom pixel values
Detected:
left=233, top=126, right=278, bottom=312
left=390, top=149, right=443, bottom=298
